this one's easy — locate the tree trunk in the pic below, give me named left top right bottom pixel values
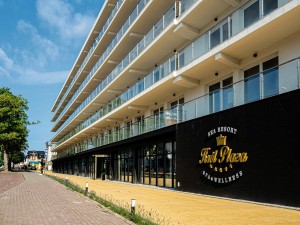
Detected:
left=4, top=149, right=9, bottom=172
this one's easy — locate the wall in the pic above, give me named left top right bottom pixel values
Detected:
left=176, top=89, right=300, bottom=207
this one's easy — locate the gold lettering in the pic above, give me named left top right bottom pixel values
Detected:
left=218, top=146, right=230, bottom=163
left=199, top=148, right=218, bottom=164
left=199, top=145, right=248, bottom=165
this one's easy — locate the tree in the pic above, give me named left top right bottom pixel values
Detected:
left=0, top=88, right=29, bottom=171
left=10, top=150, right=26, bottom=165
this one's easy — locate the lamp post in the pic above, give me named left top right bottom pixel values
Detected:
left=85, top=182, right=89, bottom=194
left=131, top=198, right=136, bottom=214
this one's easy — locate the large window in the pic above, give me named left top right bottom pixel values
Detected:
left=244, top=65, right=260, bottom=103
left=210, top=20, right=230, bottom=49
left=244, top=1, right=260, bottom=28
left=170, top=98, right=184, bottom=123
left=244, top=57, right=278, bottom=103
left=223, top=77, right=234, bottom=110
left=263, top=57, right=279, bottom=97
left=132, top=141, right=175, bottom=187
left=209, top=82, right=221, bottom=113
left=154, top=107, right=164, bottom=129
left=244, top=0, right=279, bottom=28
left=209, top=77, right=233, bottom=113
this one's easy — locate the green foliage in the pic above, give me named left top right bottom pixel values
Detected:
left=0, top=87, right=29, bottom=162
left=10, top=150, right=25, bottom=164
left=0, top=151, right=3, bottom=166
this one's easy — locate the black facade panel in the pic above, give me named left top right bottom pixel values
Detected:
left=176, top=90, right=300, bottom=207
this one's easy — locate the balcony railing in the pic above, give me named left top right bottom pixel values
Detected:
left=56, top=54, right=177, bottom=146
left=54, top=0, right=151, bottom=129
left=54, top=3, right=175, bottom=134
left=56, top=56, right=300, bottom=158
left=178, top=0, right=289, bottom=69
left=54, top=0, right=124, bottom=117
left=55, top=0, right=292, bottom=146
left=179, top=0, right=198, bottom=16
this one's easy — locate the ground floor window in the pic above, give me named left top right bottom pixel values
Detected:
left=108, top=140, right=176, bottom=188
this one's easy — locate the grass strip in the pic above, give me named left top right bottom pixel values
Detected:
left=46, top=174, right=157, bottom=225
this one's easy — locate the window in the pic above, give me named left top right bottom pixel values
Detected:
left=223, top=77, right=234, bottom=110
left=263, top=0, right=278, bottom=15
left=209, top=77, right=233, bottom=113
left=169, top=98, right=184, bottom=123
left=244, top=65, right=260, bottom=103
left=244, top=0, right=279, bottom=28
left=210, top=20, right=230, bottom=49
left=153, top=67, right=160, bottom=82
left=244, top=56, right=278, bottom=103
left=136, top=116, right=145, bottom=134
left=209, top=82, right=221, bottom=113
left=244, top=1, right=259, bottom=28
left=154, top=107, right=164, bottom=129
left=263, top=57, right=279, bottom=97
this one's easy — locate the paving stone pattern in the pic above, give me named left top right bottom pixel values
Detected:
left=0, top=172, right=24, bottom=194
left=0, top=172, right=132, bottom=225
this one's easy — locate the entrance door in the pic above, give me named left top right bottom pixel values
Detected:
left=96, top=157, right=109, bottom=180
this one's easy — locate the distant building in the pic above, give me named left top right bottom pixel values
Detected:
left=51, top=0, right=300, bottom=208
left=45, top=142, right=57, bottom=170
left=26, top=150, right=45, bottom=169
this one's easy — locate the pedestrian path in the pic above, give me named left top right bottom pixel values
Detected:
left=0, top=172, right=133, bottom=225
left=0, top=172, right=24, bottom=194
left=49, top=172, right=300, bottom=225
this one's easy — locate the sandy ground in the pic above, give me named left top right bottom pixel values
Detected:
left=46, top=171, right=300, bottom=225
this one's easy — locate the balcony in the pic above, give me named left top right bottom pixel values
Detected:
left=54, top=56, right=300, bottom=156
left=52, top=0, right=176, bottom=133
left=52, top=3, right=176, bottom=135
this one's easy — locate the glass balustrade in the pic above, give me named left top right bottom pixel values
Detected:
left=55, top=0, right=293, bottom=155
left=57, top=57, right=300, bottom=157
left=54, top=0, right=150, bottom=126
left=178, top=0, right=289, bottom=69
left=180, top=0, right=198, bottom=15
left=54, top=0, right=123, bottom=116
left=54, top=3, right=175, bottom=134
left=56, top=55, right=176, bottom=146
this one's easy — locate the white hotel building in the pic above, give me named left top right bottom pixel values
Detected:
left=51, top=0, right=300, bottom=207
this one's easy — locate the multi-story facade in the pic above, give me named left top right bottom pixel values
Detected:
left=51, top=0, right=300, bottom=207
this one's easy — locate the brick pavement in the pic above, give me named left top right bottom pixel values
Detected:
left=0, top=172, right=24, bottom=194
left=0, top=172, right=133, bottom=225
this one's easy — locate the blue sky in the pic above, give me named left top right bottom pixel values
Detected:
left=0, top=0, right=104, bottom=151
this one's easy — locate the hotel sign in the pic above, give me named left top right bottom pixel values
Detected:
left=199, top=126, right=248, bottom=184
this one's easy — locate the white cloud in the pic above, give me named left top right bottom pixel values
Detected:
left=17, top=20, right=58, bottom=61
left=0, top=48, right=14, bottom=69
left=14, top=67, right=68, bottom=85
left=36, top=0, right=95, bottom=40
left=0, top=47, right=67, bottom=85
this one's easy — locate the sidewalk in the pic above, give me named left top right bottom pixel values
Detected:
left=0, top=172, right=24, bottom=194
left=0, top=172, right=133, bottom=225
left=48, top=171, right=300, bottom=225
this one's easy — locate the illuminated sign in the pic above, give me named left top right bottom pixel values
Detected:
left=199, top=126, right=248, bottom=184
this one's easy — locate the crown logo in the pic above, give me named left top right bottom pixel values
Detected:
left=216, top=134, right=227, bottom=146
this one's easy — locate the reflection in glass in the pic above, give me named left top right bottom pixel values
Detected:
left=244, top=65, right=260, bottom=103
left=263, top=57, right=278, bottom=98
left=244, top=1, right=259, bottom=28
